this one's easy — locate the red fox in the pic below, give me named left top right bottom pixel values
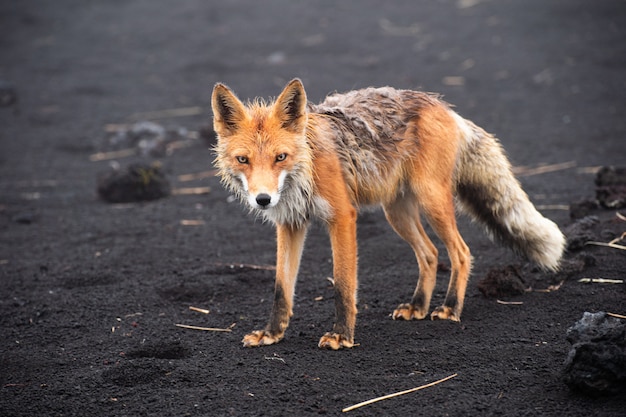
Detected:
left=212, top=79, right=565, bottom=350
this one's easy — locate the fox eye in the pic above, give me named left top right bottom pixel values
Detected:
left=236, top=156, right=248, bottom=164
left=275, top=153, right=287, bottom=162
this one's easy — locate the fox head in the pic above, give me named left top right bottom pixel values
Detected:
left=212, top=79, right=314, bottom=222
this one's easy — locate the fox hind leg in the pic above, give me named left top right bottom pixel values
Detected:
left=418, top=185, right=472, bottom=321
left=383, top=194, right=439, bottom=320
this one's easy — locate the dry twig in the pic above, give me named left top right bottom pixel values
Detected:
left=342, top=373, right=458, bottom=412
left=89, top=148, right=136, bottom=161
left=533, top=280, right=565, bottom=293
left=607, top=312, right=626, bottom=320
left=578, top=278, right=624, bottom=284
left=211, top=262, right=276, bottom=271
left=180, top=219, right=206, bottom=226
left=512, top=160, right=576, bottom=177
left=189, top=306, right=210, bottom=314
left=585, top=232, right=626, bottom=251
left=496, top=300, right=524, bottom=305
left=175, top=323, right=233, bottom=332
left=128, top=106, right=204, bottom=121
left=576, top=166, right=603, bottom=175
left=535, top=204, right=570, bottom=211
left=178, top=170, right=219, bottom=182
left=172, top=187, right=211, bottom=195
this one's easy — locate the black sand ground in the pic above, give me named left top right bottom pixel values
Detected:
left=1, top=1, right=625, bottom=416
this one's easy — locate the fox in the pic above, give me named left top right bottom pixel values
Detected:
left=211, top=78, right=566, bottom=350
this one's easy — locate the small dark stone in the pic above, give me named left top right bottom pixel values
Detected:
left=569, top=199, right=598, bottom=220
left=563, top=312, right=626, bottom=396
left=477, top=265, right=526, bottom=298
left=563, top=216, right=599, bottom=251
left=595, top=166, right=626, bottom=209
left=0, top=80, right=17, bottom=107
left=595, top=166, right=626, bottom=187
left=97, top=163, right=170, bottom=203
left=12, top=212, right=36, bottom=224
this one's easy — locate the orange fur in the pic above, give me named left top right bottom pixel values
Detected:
left=212, top=79, right=565, bottom=350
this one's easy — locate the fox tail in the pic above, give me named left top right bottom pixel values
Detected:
left=453, top=114, right=566, bottom=271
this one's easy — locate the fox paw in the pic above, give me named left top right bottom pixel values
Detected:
left=430, top=306, right=460, bottom=322
left=392, top=303, right=428, bottom=320
left=242, top=330, right=283, bottom=347
left=318, top=332, right=354, bottom=350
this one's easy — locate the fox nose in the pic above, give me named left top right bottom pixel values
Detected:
left=256, top=193, right=272, bottom=207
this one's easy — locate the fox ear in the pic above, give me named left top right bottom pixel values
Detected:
left=272, top=78, right=307, bottom=133
left=212, top=83, right=247, bottom=137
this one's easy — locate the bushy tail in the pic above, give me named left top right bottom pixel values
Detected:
left=453, top=114, right=565, bottom=271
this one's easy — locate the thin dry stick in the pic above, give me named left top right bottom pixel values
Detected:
left=180, top=219, right=206, bottom=226
left=178, top=170, right=219, bottom=182
left=103, top=123, right=129, bottom=132
left=611, top=231, right=626, bottom=242
left=607, top=312, right=626, bottom=320
left=496, top=300, right=524, bottom=305
left=3, top=179, right=59, bottom=187
left=585, top=240, right=626, bottom=251
left=89, top=148, right=136, bottom=161
left=616, top=212, right=626, bottom=222
left=342, top=373, right=458, bottom=413
left=535, top=204, right=570, bottom=211
left=172, top=187, right=211, bottom=195
left=189, top=306, right=210, bottom=314
left=166, top=139, right=196, bottom=152
left=128, top=106, right=204, bottom=121
left=512, top=160, right=576, bottom=177
left=576, top=166, right=603, bottom=175
left=211, top=262, right=277, bottom=271
left=534, top=280, right=565, bottom=293
left=175, top=323, right=232, bottom=332
left=578, top=278, right=624, bottom=284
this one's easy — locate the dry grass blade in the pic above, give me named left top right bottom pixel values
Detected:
left=89, top=148, right=136, bottom=161
left=610, top=231, right=626, bottom=244
left=378, top=18, right=420, bottom=36
left=535, top=204, right=570, bottom=211
left=211, top=262, right=276, bottom=271
left=172, top=187, right=211, bottom=195
left=103, top=123, right=129, bottom=132
left=342, top=373, right=458, bottom=412
left=180, top=219, right=206, bottom=226
left=496, top=300, right=524, bottom=305
left=128, top=106, right=204, bottom=121
left=607, top=312, right=626, bottom=320
left=1, top=180, right=59, bottom=187
left=585, top=231, right=626, bottom=250
left=512, top=160, right=576, bottom=177
left=166, top=139, right=196, bottom=152
left=533, top=280, right=565, bottom=293
left=578, top=278, right=624, bottom=284
left=576, top=166, right=603, bottom=175
left=189, top=306, right=210, bottom=314
left=585, top=240, right=626, bottom=251
left=616, top=212, right=626, bottom=222
left=178, top=170, right=219, bottom=182
left=175, top=324, right=232, bottom=332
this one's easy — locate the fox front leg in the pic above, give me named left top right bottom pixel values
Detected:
left=242, top=224, right=307, bottom=347
left=318, top=207, right=358, bottom=350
